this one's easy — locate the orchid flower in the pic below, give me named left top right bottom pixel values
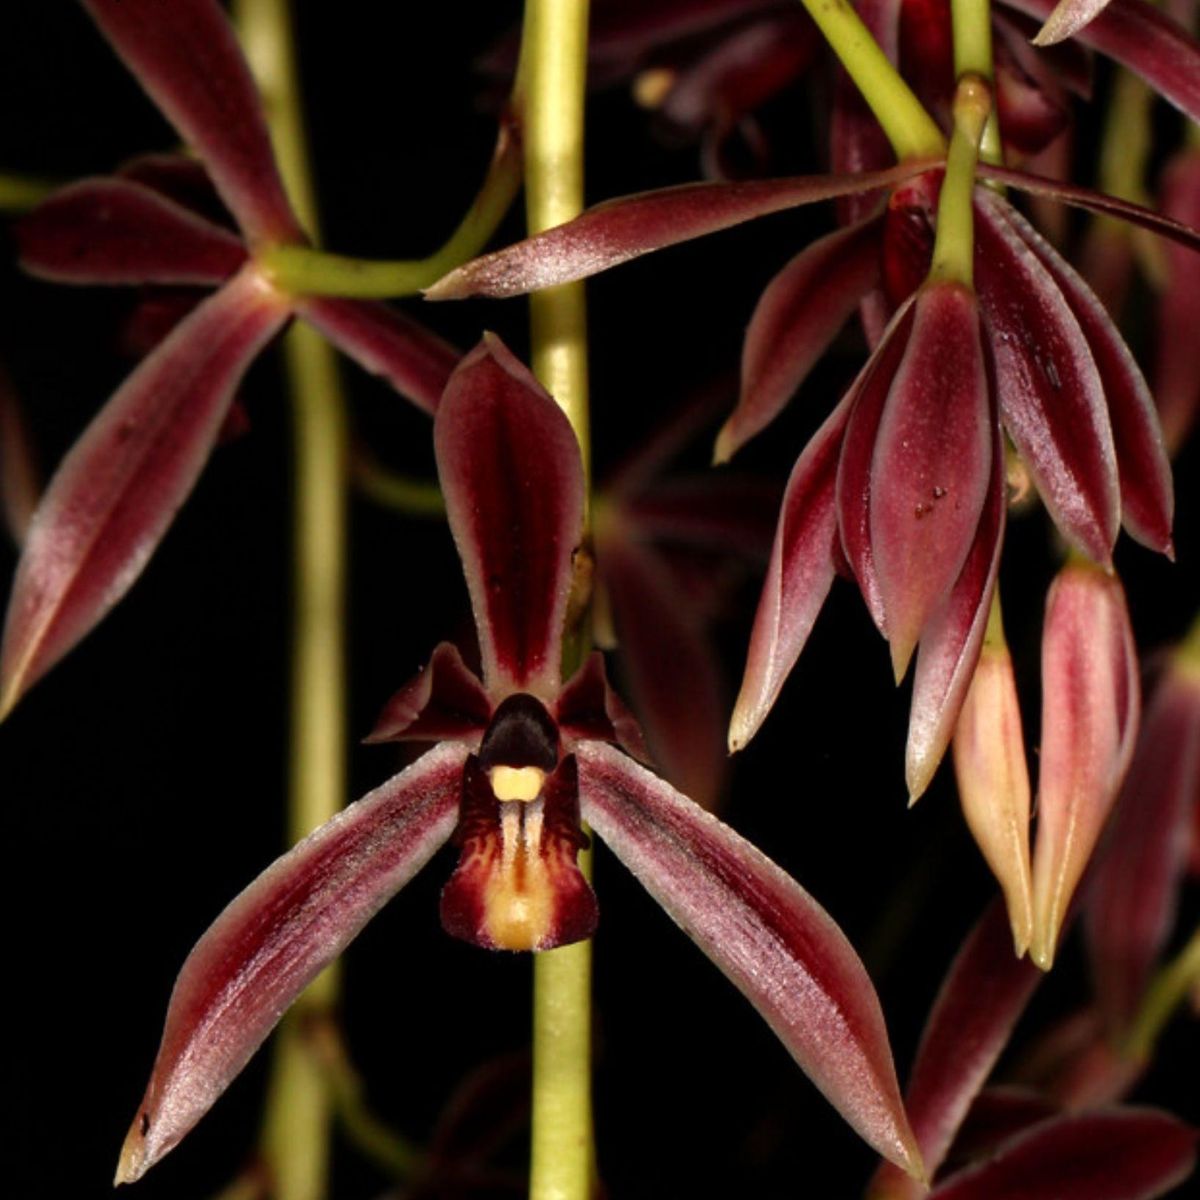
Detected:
left=0, top=0, right=460, bottom=718
left=115, top=334, right=922, bottom=1185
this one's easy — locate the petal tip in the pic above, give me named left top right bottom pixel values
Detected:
left=113, top=1117, right=149, bottom=1187
left=712, top=422, right=736, bottom=466
left=422, top=270, right=464, bottom=301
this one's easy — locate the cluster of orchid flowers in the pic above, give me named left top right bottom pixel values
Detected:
left=2, top=0, right=1199, bottom=1195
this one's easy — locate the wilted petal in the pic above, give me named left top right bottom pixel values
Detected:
left=1030, top=561, right=1140, bottom=969
left=364, top=641, right=492, bottom=745
left=716, top=216, right=881, bottom=462
left=296, top=297, right=460, bottom=416
left=729, top=390, right=852, bottom=751
left=0, top=367, right=40, bottom=545
left=928, top=1109, right=1197, bottom=1200
left=1085, top=658, right=1200, bottom=1035
left=555, top=649, right=650, bottom=762
left=1034, top=0, right=1112, bottom=45
left=0, top=267, right=290, bottom=718
left=426, top=162, right=935, bottom=299
left=435, top=334, right=583, bottom=700
left=17, top=178, right=247, bottom=285
left=996, top=201, right=1173, bottom=555
left=869, top=282, right=992, bottom=679
left=115, top=741, right=471, bottom=1184
left=975, top=193, right=1119, bottom=565
left=953, top=643, right=1035, bottom=954
left=577, top=741, right=923, bottom=1177
left=81, top=0, right=302, bottom=244
left=868, top=901, right=1042, bottom=1200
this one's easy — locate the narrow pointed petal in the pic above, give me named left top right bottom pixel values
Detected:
left=0, top=368, right=40, bottom=545
left=577, top=741, right=923, bottom=1177
left=0, top=268, right=289, bottom=718
left=868, top=902, right=1042, bottom=1200
left=1085, top=659, right=1200, bottom=1035
left=555, top=649, right=650, bottom=763
left=17, top=178, right=247, bottom=285
left=115, top=741, right=470, bottom=1184
left=870, top=283, right=992, bottom=680
left=928, top=1109, right=1197, bottom=1200
left=81, top=0, right=302, bottom=244
left=997, top=202, right=1173, bottom=555
left=906, top=426, right=1005, bottom=801
left=1034, top=0, right=1112, bottom=45
left=1030, top=562, right=1140, bottom=970
left=716, top=216, right=881, bottom=462
left=364, top=642, right=492, bottom=745
left=435, top=335, right=583, bottom=699
left=974, top=194, right=1119, bottom=565
left=953, top=646, right=1035, bottom=953
left=426, top=162, right=935, bottom=299
left=998, top=0, right=1200, bottom=127
left=729, top=391, right=851, bottom=752
left=296, top=297, right=459, bottom=416
left=594, top=532, right=725, bottom=807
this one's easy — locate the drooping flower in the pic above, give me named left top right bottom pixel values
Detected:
left=0, top=0, right=461, bottom=718
left=114, top=335, right=922, bottom=1185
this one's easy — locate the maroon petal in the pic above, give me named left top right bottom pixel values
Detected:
left=1085, top=660, right=1200, bottom=1035
left=0, top=367, right=40, bottom=545
left=728, top=391, right=851, bottom=751
left=868, top=901, right=1043, bottom=1200
left=364, top=641, right=493, bottom=745
left=114, top=741, right=470, bottom=1184
left=296, top=297, right=460, bottom=416
left=716, top=216, right=882, bottom=462
left=115, top=153, right=229, bottom=223
left=928, top=1109, right=1197, bottom=1200
left=555, top=649, right=650, bottom=762
left=869, top=283, right=992, bottom=679
left=593, top=532, right=725, bottom=808
left=577, top=741, right=923, bottom=1178
left=426, top=162, right=937, bottom=299
left=995, top=202, right=1174, bottom=555
left=906, top=420, right=1005, bottom=801
left=998, top=0, right=1200, bottom=126
left=17, top=178, right=247, bottom=286
left=81, top=0, right=301, bottom=244
left=0, top=267, right=290, bottom=717
left=974, top=192, right=1119, bottom=565
left=1033, top=0, right=1113, bottom=44
left=948, top=1087, right=1059, bottom=1167
left=434, top=335, right=583, bottom=699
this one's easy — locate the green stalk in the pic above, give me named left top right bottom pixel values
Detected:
left=951, top=0, right=1002, bottom=164
left=233, top=2, right=345, bottom=1197
left=1124, top=928, right=1200, bottom=1061
left=522, top=3, right=595, bottom=1199
left=795, top=0, right=944, bottom=160
left=0, top=171, right=54, bottom=212
left=929, top=75, right=991, bottom=286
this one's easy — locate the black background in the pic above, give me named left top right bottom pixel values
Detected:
left=1, top=3, right=1197, bottom=1198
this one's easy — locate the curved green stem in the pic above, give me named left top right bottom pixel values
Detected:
left=352, top=452, right=445, bottom=517
left=795, top=0, right=944, bottom=160
left=0, top=171, right=55, bottom=212
left=930, top=75, right=991, bottom=286
left=1124, top=927, right=1200, bottom=1061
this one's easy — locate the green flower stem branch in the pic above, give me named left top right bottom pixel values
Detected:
left=951, top=0, right=1002, bottom=163
left=233, top=1, right=347, bottom=1197
left=1125, top=927, right=1200, bottom=1061
left=930, top=75, right=992, bottom=286
left=521, top=2, right=596, bottom=1199
left=352, top=450, right=446, bottom=518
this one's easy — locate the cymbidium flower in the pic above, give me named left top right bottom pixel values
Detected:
left=115, top=334, right=922, bottom=1185
left=0, top=0, right=459, bottom=718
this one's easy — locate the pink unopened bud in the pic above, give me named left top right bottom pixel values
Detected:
left=1030, top=561, right=1140, bottom=970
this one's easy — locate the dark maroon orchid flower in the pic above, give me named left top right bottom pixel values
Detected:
left=115, top=335, right=922, bottom=1185
left=0, top=0, right=459, bottom=718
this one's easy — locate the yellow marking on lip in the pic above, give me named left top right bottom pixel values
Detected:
left=483, top=805, right=556, bottom=950
left=490, top=764, right=546, bottom=802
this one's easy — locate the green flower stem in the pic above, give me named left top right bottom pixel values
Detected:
left=233, top=2, right=346, bottom=1197
left=0, top=171, right=55, bottom=212
left=950, top=0, right=1002, bottom=164
left=930, top=75, right=991, bottom=286
left=352, top=452, right=446, bottom=517
left=1124, top=927, right=1200, bottom=1061
left=1180, top=609, right=1200, bottom=666
left=795, top=0, right=944, bottom=160
left=522, top=3, right=596, bottom=1200
left=1098, top=70, right=1153, bottom=208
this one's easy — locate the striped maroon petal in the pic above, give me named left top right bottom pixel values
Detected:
left=364, top=641, right=493, bottom=745
left=728, top=390, right=852, bottom=752
left=1030, top=562, right=1140, bottom=969
left=114, top=741, right=470, bottom=1184
left=1085, top=659, right=1200, bottom=1036
left=81, top=0, right=301, bottom=245
left=577, top=741, right=923, bottom=1178
left=868, top=901, right=1043, bottom=1200
left=434, top=335, right=583, bottom=700
left=869, top=282, right=992, bottom=680
left=974, top=192, right=1119, bottom=565
left=426, top=162, right=937, bottom=300
left=994, top=200, right=1174, bottom=555
left=17, top=178, right=247, bottom=286
left=296, top=297, right=459, bottom=416
left=928, top=1109, right=1197, bottom=1200
left=0, top=267, right=290, bottom=718
left=1033, top=0, right=1113, bottom=44
left=716, top=216, right=882, bottom=462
